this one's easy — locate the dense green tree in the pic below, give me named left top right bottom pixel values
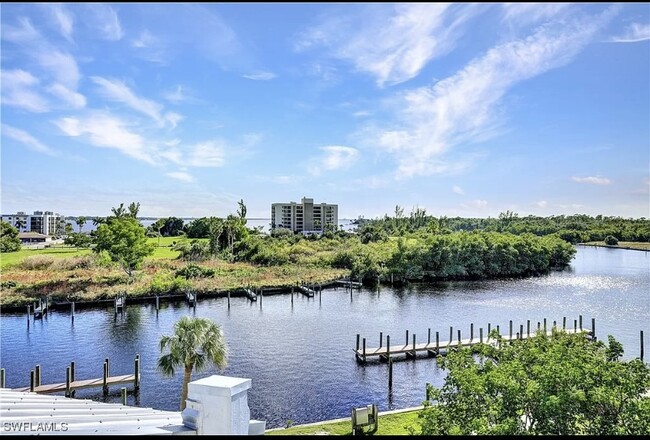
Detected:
left=0, top=221, right=21, bottom=252
left=418, top=331, right=650, bottom=435
left=158, top=316, right=228, bottom=410
left=64, top=232, right=92, bottom=249
left=605, top=235, right=619, bottom=246
left=93, top=206, right=154, bottom=277
left=128, top=202, right=140, bottom=218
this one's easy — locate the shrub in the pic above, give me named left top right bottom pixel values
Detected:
left=21, top=255, right=55, bottom=270
left=605, top=235, right=619, bottom=246
left=175, top=264, right=215, bottom=279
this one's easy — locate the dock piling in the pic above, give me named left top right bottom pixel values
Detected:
left=543, top=318, right=547, bottom=333
left=520, top=325, right=524, bottom=340
left=388, top=357, right=393, bottom=390
left=103, top=361, right=108, bottom=395
left=428, top=328, right=431, bottom=346
left=71, top=302, right=75, bottom=323
left=35, top=365, right=41, bottom=387
left=30, top=370, right=35, bottom=392
left=641, top=331, right=645, bottom=362
left=121, top=387, right=127, bottom=405
left=0, top=368, right=4, bottom=388
left=527, top=320, right=530, bottom=337
left=488, top=323, right=491, bottom=335
left=134, top=354, right=140, bottom=391
left=563, top=316, right=566, bottom=330
left=509, top=320, right=513, bottom=340
left=579, top=315, right=583, bottom=330
left=65, top=367, right=71, bottom=397
left=448, top=327, right=453, bottom=347
left=356, top=334, right=360, bottom=352
left=480, top=328, right=483, bottom=344
left=362, top=338, right=367, bottom=363
left=405, top=330, right=409, bottom=347
left=379, top=332, right=383, bottom=348
left=574, top=319, right=577, bottom=332
left=470, top=323, right=474, bottom=342
left=387, top=335, right=391, bottom=359
left=457, top=330, right=461, bottom=348
left=591, top=318, right=596, bottom=340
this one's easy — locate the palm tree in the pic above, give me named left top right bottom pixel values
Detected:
left=75, top=216, right=87, bottom=233
left=157, top=316, right=228, bottom=410
left=15, top=219, right=26, bottom=232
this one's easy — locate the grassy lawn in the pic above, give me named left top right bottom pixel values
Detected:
left=583, top=241, right=650, bottom=251
left=0, top=246, right=91, bottom=269
left=266, top=409, right=421, bottom=436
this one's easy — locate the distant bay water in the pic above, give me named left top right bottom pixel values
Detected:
left=69, top=218, right=358, bottom=234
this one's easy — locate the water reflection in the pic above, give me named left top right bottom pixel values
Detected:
left=1, top=247, right=648, bottom=429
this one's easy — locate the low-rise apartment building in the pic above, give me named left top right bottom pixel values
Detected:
left=2, top=210, right=64, bottom=236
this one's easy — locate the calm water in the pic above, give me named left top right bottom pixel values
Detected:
left=1, top=246, right=648, bottom=428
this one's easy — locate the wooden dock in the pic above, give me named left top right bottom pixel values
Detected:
left=33, top=298, right=48, bottom=319
left=298, top=285, right=316, bottom=298
left=354, top=317, right=596, bottom=364
left=12, top=355, right=140, bottom=397
left=114, top=294, right=125, bottom=315
left=243, top=288, right=257, bottom=302
left=336, top=279, right=363, bottom=289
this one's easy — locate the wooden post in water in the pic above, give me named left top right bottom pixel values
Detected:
left=563, top=316, right=566, bottom=330
left=436, top=332, right=439, bottom=351
left=579, top=315, right=583, bottom=330
left=0, top=368, right=4, bottom=388
left=527, top=320, right=530, bottom=338
left=70, top=361, right=76, bottom=388
left=425, top=382, right=431, bottom=401
left=121, top=387, right=127, bottom=405
left=156, top=295, right=159, bottom=311
left=26, top=305, right=30, bottom=327
left=65, top=367, right=71, bottom=397
left=30, top=370, right=35, bottom=392
left=412, top=334, right=416, bottom=354
left=509, top=320, right=513, bottom=340
left=457, top=330, right=461, bottom=348
left=35, top=365, right=41, bottom=387
left=640, top=331, right=644, bottom=362
left=543, top=318, right=547, bottom=334
left=537, top=321, right=541, bottom=333
left=574, top=319, right=577, bottom=332
left=470, top=323, right=474, bottom=342
left=388, top=356, right=393, bottom=390
left=553, top=321, right=557, bottom=332
left=496, top=325, right=500, bottom=336
left=71, top=302, right=75, bottom=323
left=103, top=361, right=108, bottom=395
left=520, top=324, right=524, bottom=340
left=480, top=328, right=483, bottom=344
left=405, top=330, right=409, bottom=347
left=428, top=328, right=431, bottom=346
left=591, top=318, right=596, bottom=340
left=356, top=334, right=360, bottom=352
left=362, top=338, right=367, bottom=363
left=449, top=326, right=453, bottom=347
left=291, top=288, right=294, bottom=306
left=387, top=335, right=391, bottom=359
left=379, top=332, right=383, bottom=348
left=134, top=354, right=140, bottom=391
left=487, top=323, right=491, bottom=335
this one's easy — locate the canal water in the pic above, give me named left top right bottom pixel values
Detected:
left=1, top=246, right=648, bottom=429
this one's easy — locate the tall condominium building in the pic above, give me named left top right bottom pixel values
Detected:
left=271, top=197, right=338, bottom=234
left=1, top=210, right=64, bottom=236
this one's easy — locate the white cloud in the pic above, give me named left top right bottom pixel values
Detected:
left=132, top=29, right=156, bottom=48
left=571, top=176, right=611, bottom=185
left=185, top=142, right=226, bottom=167
left=353, top=111, right=372, bottom=118
left=368, top=7, right=616, bottom=178
left=1, top=17, right=40, bottom=43
left=166, top=171, right=195, bottom=183
left=501, top=3, right=571, bottom=27
left=85, top=4, right=123, bottom=41
left=243, top=71, right=276, bottom=81
left=308, top=146, right=360, bottom=175
left=36, top=49, right=80, bottom=89
left=452, top=185, right=464, bottom=195
left=461, top=199, right=488, bottom=209
left=164, top=85, right=188, bottom=104
left=609, top=22, right=650, bottom=43
left=47, top=83, right=86, bottom=109
left=257, top=175, right=303, bottom=185
left=0, top=69, right=50, bottom=112
left=536, top=200, right=548, bottom=208
left=1, top=124, right=57, bottom=156
left=49, top=4, right=74, bottom=41
left=54, top=112, right=155, bottom=164
left=297, top=3, right=478, bottom=87
left=91, top=77, right=176, bottom=127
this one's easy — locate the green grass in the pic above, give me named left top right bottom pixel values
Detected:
left=583, top=241, right=650, bottom=251
left=266, top=409, right=421, bottom=436
left=0, top=246, right=90, bottom=269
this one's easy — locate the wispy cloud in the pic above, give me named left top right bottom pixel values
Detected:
left=536, top=200, right=548, bottom=208
left=461, top=199, right=488, bottom=209
left=48, top=3, right=74, bottom=41
left=366, top=7, right=617, bottom=178
left=1, top=69, right=50, bottom=112
left=609, top=22, right=650, bottom=43
left=571, top=176, right=611, bottom=185
left=243, top=71, right=276, bottom=81
left=1, top=123, right=57, bottom=156
left=308, top=146, right=360, bottom=175
left=46, top=83, right=86, bottom=109
left=91, top=77, right=180, bottom=128
left=166, top=171, right=195, bottom=183
left=452, top=185, right=464, bottom=195
left=54, top=112, right=155, bottom=164
left=1, top=17, right=40, bottom=42
left=297, top=4, right=479, bottom=87
left=85, top=4, right=123, bottom=41
left=163, top=85, right=188, bottom=104
left=256, top=175, right=304, bottom=185
left=161, top=141, right=226, bottom=168
left=501, top=3, right=571, bottom=27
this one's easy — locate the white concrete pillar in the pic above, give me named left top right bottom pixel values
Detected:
left=184, top=375, right=252, bottom=435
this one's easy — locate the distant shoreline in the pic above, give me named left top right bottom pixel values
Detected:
left=578, top=242, right=650, bottom=252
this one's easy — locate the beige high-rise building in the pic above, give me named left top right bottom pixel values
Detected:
left=2, top=210, right=64, bottom=236
left=271, top=197, right=338, bottom=234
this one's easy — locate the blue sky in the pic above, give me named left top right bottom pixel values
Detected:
left=1, top=3, right=648, bottom=219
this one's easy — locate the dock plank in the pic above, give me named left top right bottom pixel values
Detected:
left=13, top=374, right=136, bottom=394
